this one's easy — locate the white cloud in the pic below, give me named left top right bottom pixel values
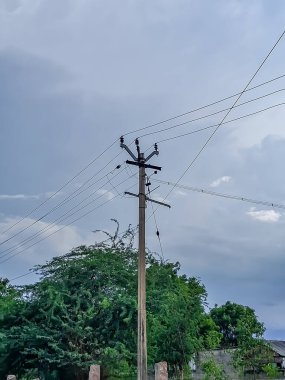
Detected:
left=210, top=176, right=232, bottom=188
left=0, top=216, right=95, bottom=269
left=43, top=191, right=63, bottom=198
left=246, top=207, right=281, bottom=223
left=0, top=193, right=40, bottom=200
left=151, top=193, right=167, bottom=203
left=97, top=189, right=114, bottom=201
left=174, top=190, right=187, bottom=197
left=0, top=191, right=62, bottom=200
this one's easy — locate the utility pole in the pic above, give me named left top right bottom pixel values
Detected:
left=120, top=137, right=170, bottom=380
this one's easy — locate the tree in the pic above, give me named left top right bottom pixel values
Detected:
left=210, top=301, right=275, bottom=379
left=146, top=259, right=219, bottom=377
left=0, top=225, right=219, bottom=379
left=232, top=317, right=271, bottom=379
left=210, top=301, right=265, bottom=348
left=0, top=277, right=27, bottom=377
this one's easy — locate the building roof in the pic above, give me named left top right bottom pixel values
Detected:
left=268, top=340, right=285, bottom=357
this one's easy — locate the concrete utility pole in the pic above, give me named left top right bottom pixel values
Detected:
left=120, top=137, right=170, bottom=380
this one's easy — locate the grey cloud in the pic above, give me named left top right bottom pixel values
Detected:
left=0, top=0, right=22, bottom=13
left=150, top=132, right=285, bottom=337
left=1, top=0, right=285, bottom=340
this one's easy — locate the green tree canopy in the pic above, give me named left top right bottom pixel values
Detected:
left=210, top=301, right=265, bottom=348
left=0, top=231, right=220, bottom=379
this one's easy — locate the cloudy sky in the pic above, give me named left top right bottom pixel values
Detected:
left=1, top=0, right=285, bottom=340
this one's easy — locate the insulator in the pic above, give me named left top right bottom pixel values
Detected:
left=120, top=136, right=124, bottom=144
left=135, top=138, right=139, bottom=146
left=154, top=143, right=158, bottom=151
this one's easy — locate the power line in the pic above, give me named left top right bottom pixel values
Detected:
left=153, top=179, right=285, bottom=210
left=0, top=170, right=134, bottom=260
left=0, top=179, right=137, bottom=264
left=3, top=73, right=285, bottom=240
left=123, top=73, right=285, bottom=137
left=132, top=100, right=285, bottom=165
left=5, top=69, right=285, bottom=282
left=8, top=224, right=140, bottom=283
left=0, top=158, right=124, bottom=247
left=156, top=102, right=285, bottom=144
left=146, top=178, right=164, bottom=261
left=138, top=88, right=285, bottom=139
left=162, top=28, right=285, bottom=200
left=9, top=177, right=285, bottom=281
left=1, top=139, right=118, bottom=235
left=10, top=271, right=35, bottom=282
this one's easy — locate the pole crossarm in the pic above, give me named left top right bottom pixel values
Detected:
left=124, top=191, right=171, bottom=208
left=126, top=160, right=161, bottom=171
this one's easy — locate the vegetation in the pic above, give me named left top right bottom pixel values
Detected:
left=201, top=358, right=228, bottom=380
left=262, top=363, right=281, bottom=379
left=1, top=224, right=276, bottom=380
left=232, top=327, right=272, bottom=380
left=210, top=301, right=275, bottom=379
left=0, top=224, right=221, bottom=379
left=210, top=301, right=265, bottom=348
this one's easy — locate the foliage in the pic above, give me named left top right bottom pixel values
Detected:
left=201, top=358, right=228, bottom=380
left=210, top=301, right=265, bottom=348
left=0, top=223, right=220, bottom=379
left=146, top=258, right=219, bottom=376
left=262, top=363, right=281, bottom=379
left=0, top=277, right=26, bottom=376
left=210, top=301, right=271, bottom=379
left=232, top=315, right=271, bottom=379
left=233, top=340, right=273, bottom=379
left=198, top=316, right=222, bottom=350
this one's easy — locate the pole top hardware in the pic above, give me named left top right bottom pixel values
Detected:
left=126, top=160, right=161, bottom=171
left=135, top=138, right=140, bottom=156
left=124, top=191, right=171, bottom=209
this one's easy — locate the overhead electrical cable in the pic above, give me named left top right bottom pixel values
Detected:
left=0, top=194, right=120, bottom=265
left=10, top=272, right=34, bottom=282
left=137, top=88, right=285, bottom=139
left=10, top=179, right=285, bottom=281
left=3, top=69, right=285, bottom=254
left=3, top=94, right=284, bottom=248
left=153, top=179, right=285, bottom=210
left=123, top=73, right=285, bottom=137
left=160, top=28, right=285, bottom=200
left=0, top=179, right=137, bottom=264
left=5, top=72, right=285, bottom=280
left=0, top=159, right=124, bottom=247
left=146, top=180, right=165, bottom=261
left=1, top=140, right=119, bottom=235
left=8, top=225, right=140, bottom=283
left=156, top=102, right=285, bottom=144
left=0, top=170, right=135, bottom=260
left=12, top=175, right=284, bottom=281
left=3, top=73, right=285, bottom=239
